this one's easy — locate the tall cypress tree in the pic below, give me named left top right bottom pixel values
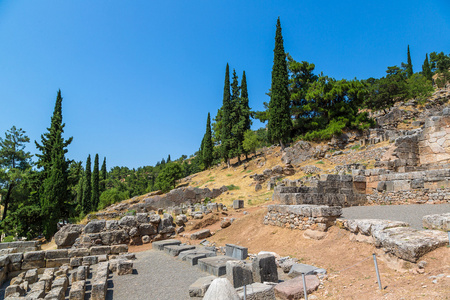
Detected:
left=406, top=45, right=413, bottom=78
left=92, top=154, right=100, bottom=211
left=82, top=155, right=92, bottom=214
left=422, top=53, right=432, bottom=81
left=100, top=157, right=107, bottom=193
left=240, top=71, right=252, bottom=159
left=221, top=63, right=232, bottom=167
left=230, top=69, right=241, bottom=163
left=268, top=18, right=292, bottom=150
left=202, top=113, right=213, bottom=169
left=36, top=90, right=73, bottom=238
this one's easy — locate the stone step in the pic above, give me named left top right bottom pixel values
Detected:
left=151, top=239, right=181, bottom=251
left=164, top=244, right=196, bottom=257
left=197, top=256, right=238, bottom=277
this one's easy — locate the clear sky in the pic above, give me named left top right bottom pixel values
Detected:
left=0, top=0, right=449, bottom=169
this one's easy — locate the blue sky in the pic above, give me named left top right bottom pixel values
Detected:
left=0, top=0, right=449, bottom=169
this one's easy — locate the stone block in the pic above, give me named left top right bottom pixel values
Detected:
left=110, top=244, right=128, bottom=254
left=287, top=264, right=323, bottom=278
left=5, top=285, right=25, bottom=297
left=225, top=244, right=248, bottom=260
left=164, top=244, right=196, bottom=257
left=90, top=246, right=111, bottom=256
left=39, top=274, right=53, bottom=293
left=139, top=223, right=157, bottom=236
left=233, top=200, right=244, bottom=209
left=226, top=260, right=253, bottom=288
left=252, top=254, right=278, bottom=283
left=45, top=286, right=64, bottom=300
left=8, top=262, right=21, bottom=272
left=68, top=248, right=89, bottom=258
left=152, top=239, right=181, bottom=251
left=91, top=279, right=107, bottom=300
left=188, top=275, right=217, bottom=298
left=203, top=278, right=240, bottom=300
left=274, top=275, right=320, bottom=300
left=52, top=275, right=69, bottom=290
left=198, top=256, right=238, bottom=276
left=70, top=257, right=83, bottom=267
left=21, top=260, right=45, bottom=270
left=69, top=280, right=85, bottom=300
left=23, top=251, right=45, bottom=261
left=25, top=268, right=38, bottom=284
left=136, top=213, right=149, bottom=223
left=82, top=256, right=98, bottom=266
left=178, top=249, right=217, bottom=266
left=84, top=220, right=106, bottom=233
left=26, top=289, right=46, bottom=299
left=236, top=282, right=276, bottom=300
left=117, top=260, right=133, bottom=275
left=190, top=229, right=211, bottom=240
left=45, top=249, right=68, bottom=260
left=46, top=258, right=70, bottom=268
left=0, top=255, right=10, bottom=267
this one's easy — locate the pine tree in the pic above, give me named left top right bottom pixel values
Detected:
left=221, top=63, right=232, bottom=167
left=100, top=157, right=107, bottom=193
left=422, top=53, right=432, bottom=81
left=35, top=90, right=73, bottom=238
left=268, top=18, right=292, bottom=150
left=202, top=113, right=213, bottom=168
left=406, top=45, right=413, bottom=78
left=92, top=154, right=100, bottom=211
left=82, top=155, right=92, bottom=214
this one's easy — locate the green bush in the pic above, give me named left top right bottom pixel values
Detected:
left=226, top=184, right=240, bottom=190
left=98, top=188, right=130, bottom=210
left=2, top=236, right=14, bottom=243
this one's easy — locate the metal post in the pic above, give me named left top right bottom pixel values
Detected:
left=243, top=285, right=247, bottom=300
left=302, top=273, right=308, bottom=300
left=447, top=231, right=450, bottom=246
left=373, top=253, right=382, bottom=290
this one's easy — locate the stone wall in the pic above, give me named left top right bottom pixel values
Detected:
left=367, top=188, right=450, bottom=205
left=419, top=107, right=450, bottom=166
left=0, top=241, right=40, bottom=254
left=272, top=175, right=366, bottom=207
left=263, top=205, right=342, bottom=231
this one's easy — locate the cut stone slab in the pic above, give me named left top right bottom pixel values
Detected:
left=252, top=254, right=278, bottom=283
left=274, top=275, right=320, bottom=300
left=423, top=213, right=450, bottom=231
left=288, top=264, right=325, bottom=278
left=236, top=282, right=276, bottom=300
left=164, top=244, right=196, bottom=257
left=179, top=248, right=217, bottom=266
left=345, top=219, right=409, bottom=235
left=198, top=256, right=238, bottom=276
left=225, top=244, right=248, bottom=260
left=152, top=239, right=181, bottom=251
left=226, top=260, right=253, bottom=288
left=188, top=275, right=217, bottom=298
left=190, top=229, right=211, bottom=240
left=372, top=227, right=449, bottom=262
left=203, top=278, right=240, bottom=300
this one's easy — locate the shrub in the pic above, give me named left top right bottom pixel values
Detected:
left=226, top=184, right=240, bottom=190
left=2, top=236, right=14, bottom=243
left=98, top=188, right=130, bottom=210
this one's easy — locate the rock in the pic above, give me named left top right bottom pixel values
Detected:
left=252, top=254, right=278, bottom=283
left=288, top=264, right=325, bottom=278
left=233, top=200, right=244, bottom=209
left=175, top=214, right=188, bottom=226
left=142, top=235, right=151, bottom=244
left=84, top=220, right=106, bottom=234
left=176, top=226, right=185, bottom=234
left=236, top=282, right=276, bottom=300
left=136, top=213, right=148, bottom=223
left=203, top=278, right=240, bottom=300
left=117, top=260, right=133, bottom=275
left=158, top=213, right=175, bottom=234
left=139, top=223, right=157, bottom=236
left=226, top=260, right=253, bottom=288
left=422, top=213, right=450, bottom=231
left=119, top=216, right=137, bottom=227
left=189, top=275, right=217, bottom=298
left=69, top=280, right=85, bottom=300
left=255, top=183, right=262, bottom=191
left=54, top=224, right=84, bottom=248
left=303, top=229, right=327, bottom=240
left=105, top=220, right=120, bottom=230
left=274, top=275, right=320, bottom=300
left=191, top=229, right=211, bottom=240
left=221, top=219, right=232, bottom=229
left=225, top=244, right=248, bottom=260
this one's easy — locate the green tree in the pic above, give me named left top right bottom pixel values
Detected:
left=0, top=126, right=32, bottom=221
left=407, top=73, right=433, bottom=102
left=233, top=71, right=252, bottom=160
left=155, top=162, right=183, bottom=192
left=92, top=154, right=100, bottom=210
left=406, top=45, right=413, bottom=78
left=82, top=155, right=92, bottom=214
left=268, top=18, right=292, bottom=150
left=221, top=64, right=233, bottom=166
left=430, top=51, right=450, bottom=87
left=230, top=69, right=242, bottom=162
left=202, top=113, right=213, bottom=169
left=100, top=157, right=107, bottom=193
left=242, top=130, right=259, bottom=155
left=422, top=53, right=432, bottom=81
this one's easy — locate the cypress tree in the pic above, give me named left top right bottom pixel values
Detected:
left=268, top=18, right=292, bottom=150
left=422, top=53, right=432, bottom=81
left=221, top=63, right=232, bottom=167
left=406, top=45, right=413, bottom=78
left=92, top=154, right=100, bottom=210
left=82, top=155, right=92, bottom=214
left=230, top=69, right=241, bottom=163
left=240, top=71, right=252, bottom=159
left=202, top=113, right=213, bottom=168
left=100, top=157, right=107, bottom=193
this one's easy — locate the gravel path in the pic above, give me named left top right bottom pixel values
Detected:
left=107, top=249, right=209, bottom=300
left=340, top=203, right=450, bottom=230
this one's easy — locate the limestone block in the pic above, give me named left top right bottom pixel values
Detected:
left=44, top=286, right=64, bottom=300
left=70, top=257, right=83, bottom=267
left=21, top=260, right=45, bottom=270
left=190, top=229, right=211, bottom=240
left=203, top=278, right=240, bottom=300
left=24, top=268, right=38, bottom=284
left=233, top=200, right=244, bottom=209
left=68, top=248, right=89, bottom=258
left=423, top=213, right=450, bottom=231
left=84, top=220, right=106, bottom=234
left=23, top=251, right=45, bottom=261
left=148, top=214, right=161, bottom=224
left=118, top=216, right=137, bottom=228
left=189, top=275, right=217, bottom=298
left=274, top=275, right=320, bottom=300
left=90, top=246, right=111, bottom=256
left=110, top=244, right=128, bottom=254
left=152, top=239, right=181, bottom=251
left=39, top=274, right=53, bottom=293
left=82, top=256, right=98, bottom=266
left=26, top=289, right=45, bottom=299
left=46, top=258, right=70, bottom=268
left=226, top=260, right=253, bottom=288
left=236, top=282, right=276, bottom=300
left=69, top=280, right=86, bottom=300
left=138, top=223, right=157, bottom=236
left=252, top=254, right=278, bottom=283
left=117, top=260, right=133, bottom=275
left=225, top=244, right=248, bottom=260
left=5, top=285, right=25, bottom=297
left=91, top=279, right=107, bottom=300
left=136, top=213, right=148, bottom=223
left=52, top=275, right=69, bottom=290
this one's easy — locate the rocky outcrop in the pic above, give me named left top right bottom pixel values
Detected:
left=422, top=213, right=450, bottom=231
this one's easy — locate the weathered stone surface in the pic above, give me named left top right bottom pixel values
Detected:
left=136, top=213, right=149, bottom=223
left=423, top=213, right=450, bottom=231
left=54, top=224, right=84, bottom=248
left=198, top=256, right=238, bottom=277
left=117, top=260, right=133, bottom=275
left=0, top=255, right=10, bottom=268
left=303, top=229, right=327, bottom=240
left=90, top=246, right=111, bottom=256
left=220, top=219, right=232, bottom=228
left=345, top=219, right=409, bottom=236
left=84, top=220, right=106, bottom=234
left=152, top=239, right=181, bottom=251
left=69, top=280, right=85, bottom=300
left=111, top=244, right=128, bottom=254
left=236, top=282, right=276, bottom=300
left=7, top=253, right=23, bottom=263
left=179, top=248, right=217, bottom=265
left=27, top=289, right=46, bottom=299
left=189, top=275, right=217, bottom=298
left=23, top=251, right=45, bottom=261
left=44, top=286, right=64, bottom=300
left=45, top=249, right=68, bottom=260
left=372, top=227, right=449, bottom=262
left=226, top=260, right=253, bottom=288
left=52, top=275, right=69, bottom=290
left=190, top=229, right=211, bottom=240
left=5, top=284, right=25, bottom=297
left=288, top=264, right=325, bottom=278
left=233, top=200, right=244, bottom=209
left=164, top=244, right=196, bottom=257
left=252, top=254, right=278, bottom=283
left=158, top=213, right=175, bottom=234
left=82, top=256, right=98, bottom=266
left=175, top=214, right=188, bottom=226
left=46, top=258, right=70, bottom=268
left=274, top=275, right=320, bottom=300
left=118, top=216, right=137, bottom=228
left=203, top=278, right=240, bottom=300
left=148, top=214, right=161, bottom=224
left=139, top=223, right=157, bottom=236
left=91, top=279, right=107, bottom=300
left=225, top=244, right=248, bottom=260
left=21, top=260, right=45, bottom=270
left=68, top=248, right=89, bottom=258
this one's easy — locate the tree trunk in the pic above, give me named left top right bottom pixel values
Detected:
left=237, top=155, right=241, bottom=165
left=280, top=139, right=285, bottom=151
left=2, top=184, right=14, bottom=221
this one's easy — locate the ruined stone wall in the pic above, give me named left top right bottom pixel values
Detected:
left=263, top=205, right=342, bottom=231
left=367, top=188, right=450, bottom=205
left=419, top=107, right=450, bottom=166
left=272, top=175, right=366, bottom=207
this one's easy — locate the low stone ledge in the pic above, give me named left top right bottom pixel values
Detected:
left=423, top=213, right=450, bottom=231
